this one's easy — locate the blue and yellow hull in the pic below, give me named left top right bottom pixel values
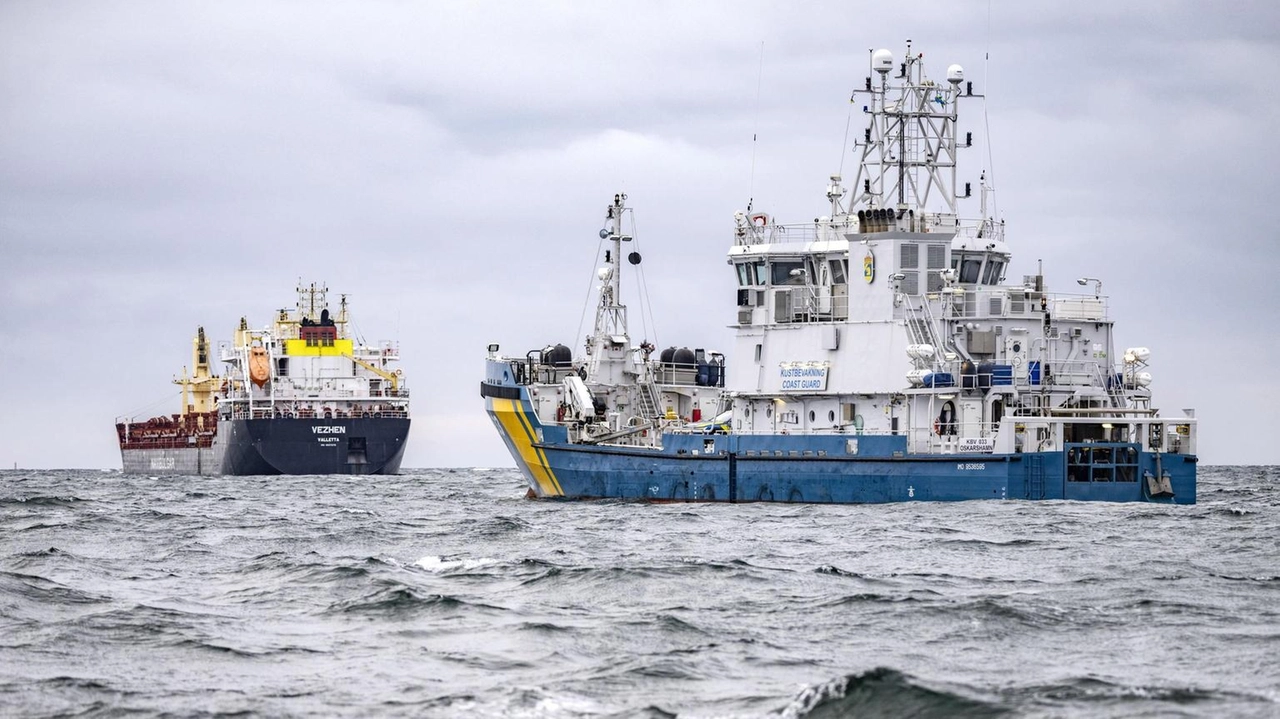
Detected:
left=481, top=372, right=1196, bottom=504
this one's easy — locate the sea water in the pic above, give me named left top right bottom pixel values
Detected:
left=1, top=466, right=1277, bottom=717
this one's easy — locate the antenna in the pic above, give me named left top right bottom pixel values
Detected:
left=982, top=0, right=999, bottom=223
left=747, top=41, right=764, bottom=211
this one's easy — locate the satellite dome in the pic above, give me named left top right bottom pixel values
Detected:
left=947, top=64, right=964, bottom=84
left=872, top=49, right=893, bottom=74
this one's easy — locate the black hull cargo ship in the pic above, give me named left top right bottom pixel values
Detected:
left=116, top=283, right=410, bottom=476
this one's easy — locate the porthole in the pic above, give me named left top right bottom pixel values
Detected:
left=809, top=411, right=816, bottom=422
left=828, top=410, right=835, bottom=422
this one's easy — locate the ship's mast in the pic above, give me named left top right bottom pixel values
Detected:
left=174, top=326, right=218, bottom=415
left=591, top=193, right=630, bottom=343
left=297, top=281, right=329, bottom=323
left=850, top=39, right=969, bottom=217
left=586, top=193, right=634, bottom=382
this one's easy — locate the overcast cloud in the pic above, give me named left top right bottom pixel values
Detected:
left=2, top=1, right=1277, bottom=469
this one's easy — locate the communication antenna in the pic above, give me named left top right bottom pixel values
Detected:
left=747, top=41, right=764, bottom=211
left=982, top=0, right=999, bottom=222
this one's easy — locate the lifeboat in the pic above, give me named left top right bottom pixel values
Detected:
left=248, top=347, right=270, bottom=387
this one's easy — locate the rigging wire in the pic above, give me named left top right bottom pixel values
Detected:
left=837, top=105, right=854, bottom=178
left=120, top=390, right=187, bottom=421
left=628, top=210, right=658, bottom=350
left=574, top=231, right=609, bottom=355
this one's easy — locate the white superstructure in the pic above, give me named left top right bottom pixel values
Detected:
left=217, top=282, right=409, bottom=422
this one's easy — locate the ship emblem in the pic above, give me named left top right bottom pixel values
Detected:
left=863, top=252, right=875, bottom=284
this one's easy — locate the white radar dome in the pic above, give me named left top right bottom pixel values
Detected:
left=947, top=64, right=964, bottom=84
left=872, top=49, right=894, bottom=74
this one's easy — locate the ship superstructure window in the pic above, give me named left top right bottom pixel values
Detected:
left=735, top=261, right=767, bottom=286
left=829, top=259, right=847, bottom=285
left=959, top=254, right=982, bottom=284
left=771, top=260, right=806, bottom=285
left=983, top=259, right=1004, bottom=285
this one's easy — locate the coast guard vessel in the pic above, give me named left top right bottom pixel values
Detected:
left=116, top=282, right=410, bottom=475
left=481, top=42, right=1196, bottom=503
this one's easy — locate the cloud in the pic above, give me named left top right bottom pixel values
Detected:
left=2, top=1, right=1277, bottom=467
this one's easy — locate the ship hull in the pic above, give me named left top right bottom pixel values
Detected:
left=119, top=417, right=409, bottom=476
left=218, top=417, right=409, bottom=475
left=119, top=445, right=226, bottom=476
left=485, top=385, right=1196, bottom=504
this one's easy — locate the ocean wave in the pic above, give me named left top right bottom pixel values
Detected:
left=777, top=667, right=1008, bottom=718
left=65, top=604, right=212, bottom=645
left=3, top=466, right=1273, bottom=718
left=936, top=537, right=1040, bottom=547
left=415, top=555, right=503, bottom=573
left=0, top=494, right=85, bottom=506
left=0, top=570, right=112, bottom=607
left=814, top=591, right=933, bottom=608
left=326, top=582, right=507, bottom=617
left=1023, top=675, right=1269, bottom=708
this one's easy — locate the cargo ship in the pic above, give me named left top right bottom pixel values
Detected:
left=481, top=41, right=1197, bottom=503
left=116, top=282, right=410, bottom=475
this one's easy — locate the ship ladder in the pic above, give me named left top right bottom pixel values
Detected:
left=903, top=300, right=948, bottom=357
left=1027, top=453, right=1046, bottom=500
left=636, top=380, right=662, bottom=420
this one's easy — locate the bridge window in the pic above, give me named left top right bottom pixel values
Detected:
left=771, top=260, right=806, bottom=285
left=983, top=259, right=1004, bottom=285
left=829, top=259, right=847, bottom=284
left=737, top=261, right=767, bottom=285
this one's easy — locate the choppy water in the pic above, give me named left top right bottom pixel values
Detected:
left=1, top=466, right=1277, bottom=718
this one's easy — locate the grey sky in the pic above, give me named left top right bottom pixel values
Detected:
left=2, top=1, right=1277, bottom=468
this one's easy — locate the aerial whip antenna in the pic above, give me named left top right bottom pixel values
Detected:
left=747, top=41, right=764, bottom=211
left=982, top=0, right=999, bottom=222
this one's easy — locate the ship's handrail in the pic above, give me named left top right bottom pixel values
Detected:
left=716, top=414, right=1194, bottom=455
left=735, top=214, right=1002, bottom=248
left=221, top=406, right=409, bottom=420
left=221, top=387, right=411, bottom=401
left=513, top=359, right=724, bottom=389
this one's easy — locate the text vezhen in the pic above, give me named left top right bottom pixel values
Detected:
left=312, top=426, right=347, bottom=434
